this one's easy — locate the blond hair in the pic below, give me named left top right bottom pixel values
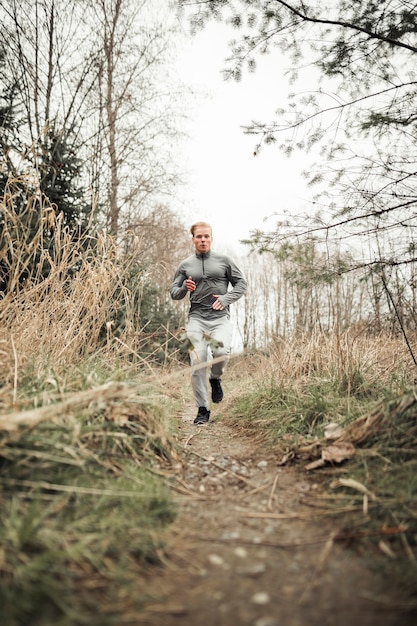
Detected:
left=190, top=221, right=212, bottom=236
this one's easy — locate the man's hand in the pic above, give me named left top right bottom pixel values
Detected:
left=212, top=295, right=224, bottom=310
left=185, top=276, right=196, bottom=292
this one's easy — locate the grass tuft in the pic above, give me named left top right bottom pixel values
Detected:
left=224, top=333, right=417, bottom=601
left=0, top=384, right=179, bottom=625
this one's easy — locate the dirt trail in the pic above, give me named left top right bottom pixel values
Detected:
left=139, top=403, right=416, bottom=626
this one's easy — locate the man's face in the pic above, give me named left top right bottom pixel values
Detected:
left=192, top=226, right=212, bottom=254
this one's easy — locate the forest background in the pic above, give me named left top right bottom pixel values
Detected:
left=0, top=1, right=417, bottom=624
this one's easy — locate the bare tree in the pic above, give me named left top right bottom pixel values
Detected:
left=1, top=0, right=187, bottom=235
left=86, top=0, right=186, bottom=235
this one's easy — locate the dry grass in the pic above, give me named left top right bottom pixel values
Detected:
left=229, top=329, right=416, bottom=392
left=0, top=228, right=137, bottom=385
left=0, top=188, right=189, bottom=396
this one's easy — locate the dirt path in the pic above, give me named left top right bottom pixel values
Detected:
left=138, top=403, right=416, bottom=626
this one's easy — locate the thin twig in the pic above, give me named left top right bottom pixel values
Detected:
left=299, top=531, right=337, bottom=605
left=241, top=479, right=275, bottom=499
left=184, top=432, right=200, bottom=447
left=171, top=477, right=210, bottom=500
left=11, top=334, right=18, bottom=407
left=0, top=447, right=84, bottom=467
left=380, top=270, right=417, bottom=367
left=1, top=477, right=150, bottom=497
left=267, top=473, right=279, bottom=511
left=240, top=505, right=366, bottom=520
left=0, top=382, right=132, bottom=432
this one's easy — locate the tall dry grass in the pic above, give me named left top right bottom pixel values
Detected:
left=228, top=328, right=416, bottom=400
left=0, top=196, right=166, bottom=405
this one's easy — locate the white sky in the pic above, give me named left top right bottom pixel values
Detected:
left=174, top=18, right=316, bottom=252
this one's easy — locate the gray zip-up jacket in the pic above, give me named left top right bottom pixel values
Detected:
left=170, top=250, right=247, bottom=320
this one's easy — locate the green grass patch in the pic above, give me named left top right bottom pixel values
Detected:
left=228, top=375, right=371, bottom=445
left=0, top=386, right=178, bottom=625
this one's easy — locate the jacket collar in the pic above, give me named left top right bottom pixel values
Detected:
left=195, top=250, right=211, bottom=259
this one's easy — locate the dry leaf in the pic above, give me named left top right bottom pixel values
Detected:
left=305, top=458, right=326, bottom=471
left=324, top=422, right=346, bottom=439
left=321, top=442, right=355, bottom=464
left=306, top=442, right=355, bottom=471
left=277, top=450, right=295, bottom=466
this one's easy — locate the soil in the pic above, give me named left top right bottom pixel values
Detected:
left=138, top=401, right=417, bottom=626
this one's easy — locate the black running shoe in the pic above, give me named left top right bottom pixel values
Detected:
left=194, top=406, right=210, bottom=425
left=210, top=378, right=223, bottom=403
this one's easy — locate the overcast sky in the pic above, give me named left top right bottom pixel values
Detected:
left=173, top=17, right=316, bottom=252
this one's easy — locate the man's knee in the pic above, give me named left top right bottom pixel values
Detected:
left=212, top=346, right=229, bottom=359
left=190, top=343, right=211, bottom=368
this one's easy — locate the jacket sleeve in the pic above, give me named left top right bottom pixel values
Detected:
left=217, top=259, right=247, bottom=307
left=169, top=266, right=188, bottom=300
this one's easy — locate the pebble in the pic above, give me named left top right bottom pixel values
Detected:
left=236, top=563, right=267, bottom=577
left=251, top=591, right=270, bottom=605
left=208, top=554, right=225, bottom=567
left=233, top=546, right=248, bottom=558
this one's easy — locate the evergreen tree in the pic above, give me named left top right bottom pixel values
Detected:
left=38, top=121, right=90, bottom=231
